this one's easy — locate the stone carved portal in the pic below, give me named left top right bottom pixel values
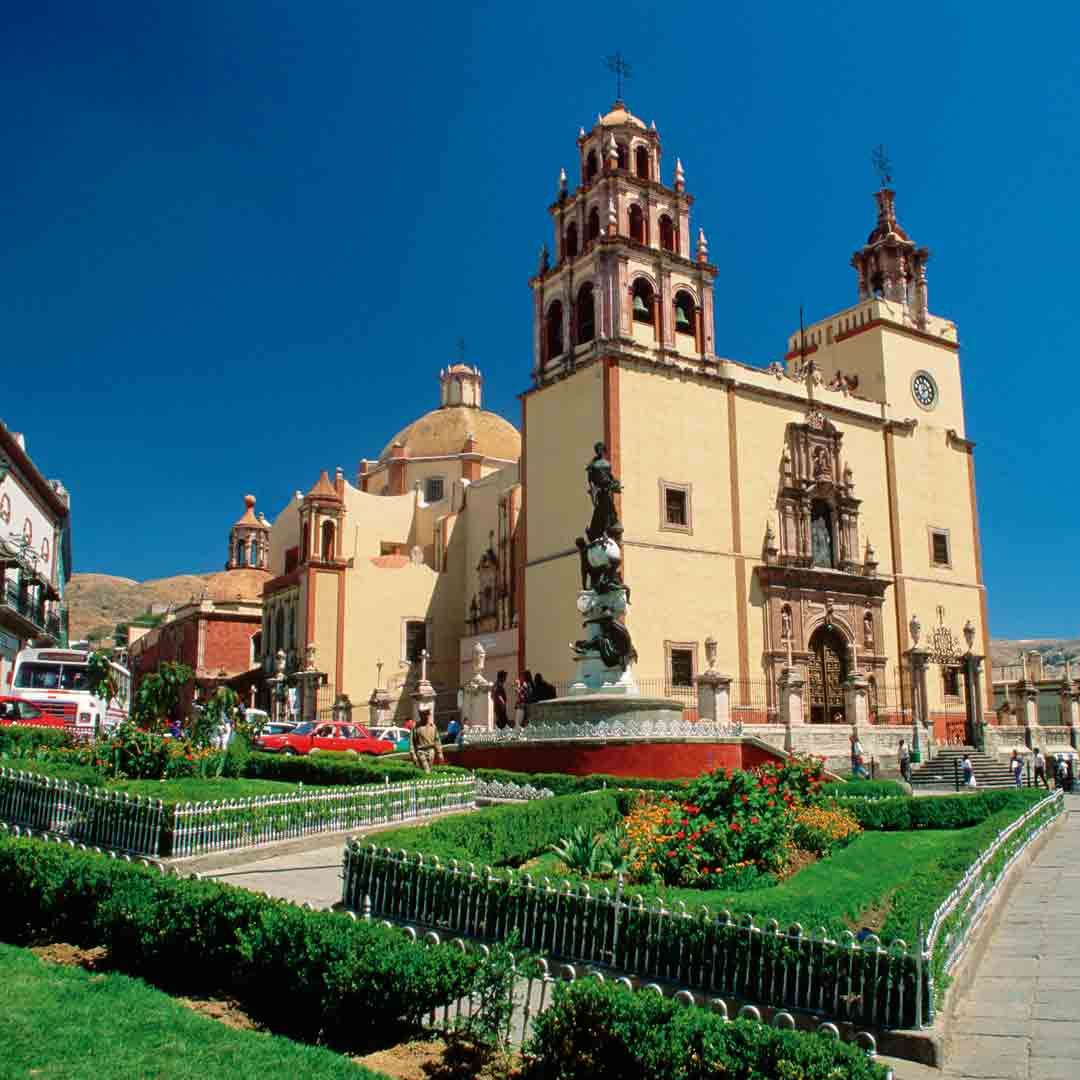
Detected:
left=808, top=626, right=848, bottom=724
left=756, top=411, right=893, bottom=721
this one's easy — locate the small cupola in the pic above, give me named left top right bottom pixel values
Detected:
left=439, top=363, right=483, bottom=408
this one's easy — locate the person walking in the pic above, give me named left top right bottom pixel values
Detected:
left=850, top=732, right=869, bottom=779
left=898, top=738, right=911, bottom=784
left=514, top=670, right=534, bottom=729
left=1010, top=749, right=1023, bottom=789
left=445, top=715, right=461, bottom=747
left=492, top=670, right=510, bottom=729
left=410, top=708, right=445, bottom=773
left=1033, top=747, right=1048, bottom=789
left=1057, top=755, right=1068, bottom=790
left=962, top=754, right=976, bottom=788
left=532, top=672, right=557, bottom=702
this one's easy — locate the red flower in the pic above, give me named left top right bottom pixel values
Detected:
left=750, top=816, right=759, bottom=825
left=666, top=850, right=677, bottom=858
left=730, top=822, right=742, bottom=833
left=675, top=830, right=685, bottom=840
left=767, top=800, right=775, bottom=808
left=740, top=794, right=749, bottom=804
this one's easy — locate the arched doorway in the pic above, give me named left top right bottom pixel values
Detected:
left=808, top=625, right=848, bottom=724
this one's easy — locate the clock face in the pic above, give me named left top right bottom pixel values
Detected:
left=912, top=371, right=938, bottom=410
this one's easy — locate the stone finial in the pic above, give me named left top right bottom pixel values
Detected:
left=704, top=635, right=718, bottom=671
left=607, top=194, right=617, bottom=234
left=963, top=618, right=976, bottom=652
left=697, top=227, right=708, bottom=262
left=274, top=649, right=286, bottom=677
left=843, top=462, right=854, bottom=487
left=376, top=659, right=383, bottom=689
left=674, top=157, right=685, bottom=192
left=305, top=643, right=317, bottom=671
left=294, top=490, right=303, bottom=503
left=538, top=243, right=550, bottom=275
left=579, top=126, right=586, bottom=139
left=606, top=133, right=618, bottom=166
left=410, top=545, right=424, bottom=565
left=558, top=167, right=568, bottom=197
left=909, top=613, right=922, bottom=648
left=864, top=539, right=878, bottom=578
left=649, top=119, right=657, bottom=131
left=335, top=466, right=343, bottom=481
left=472, top=641, right=486, bottom=676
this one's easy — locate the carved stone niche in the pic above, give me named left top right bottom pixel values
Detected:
left=777, top=414, right=862, bottom=574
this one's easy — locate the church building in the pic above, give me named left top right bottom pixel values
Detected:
left=255, top=96, right=992, bottom=746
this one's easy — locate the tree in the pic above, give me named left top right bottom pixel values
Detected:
left=133, top=661, right=194, bottom=733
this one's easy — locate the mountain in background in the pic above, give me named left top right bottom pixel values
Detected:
left=67, top=572, right=216, bottom=644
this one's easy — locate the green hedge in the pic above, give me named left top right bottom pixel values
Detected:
left=0, top=724, right=70, bottom=758
left=520, top=979, right=886, bottom=1080
left=819, top=779, right=907, bottom=800
left=0, top=835, right=479, bottom=1052
left=242, top=750, right=468, bottom=786
left=0, top=757, right=106, bottom=787
left=365, top=791, right=626, bottom=866
left=473, top=767, right=683, bottom=797
left=843, top=789, right=1043, bottom=831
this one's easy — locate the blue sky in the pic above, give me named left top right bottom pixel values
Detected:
left=3, top=1, right=1077, bottom=638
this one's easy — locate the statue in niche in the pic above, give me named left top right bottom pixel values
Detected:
left=811, top=445, right=831, bottom=479
left=586, top=442, right=622, bottom=542
left=864, top=609, right=874, bottom=649
left=781, top=605, right=794, bottom=644
left=811, top=502, right=835, bottom=568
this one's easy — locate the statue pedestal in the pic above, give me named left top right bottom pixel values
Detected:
left=696, top=670, right=732, bottom=724
left=463, top=675, right=494, bottom=730
left=568, top=588, right=640, bottom=696
left=844, top=673, right=870, bottom=729
left=368, top=688, right=392, bottom=729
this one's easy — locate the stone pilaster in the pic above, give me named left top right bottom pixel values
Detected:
left=778, top=667, right=805, bottom=753
left=696, top=670, right=732, bottom=724
left=368, top=687, right=392, bottom=729
left=905, top=648, right=930, bottom=762
left=843, top=671, right=870, bottom=730
left=1018, top=681, right=1039, bottom=747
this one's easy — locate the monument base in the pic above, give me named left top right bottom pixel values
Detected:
left=529, top=692, right=684, bottom=734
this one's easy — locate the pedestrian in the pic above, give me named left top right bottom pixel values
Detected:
left=514, top=670, right=534, bottom=729
left=962, top=754, right=976, bottom=788
left=1057, top=756, right=1068, bottom=790
left=445, top=715, right=461, bottom=747
left=850, top=732, right=868, bottom=779
left=409, top=708, right=445, bottom=774
left=898, top=738, right=911, bottom=783
left=1010, top=749, right=1023, bottom=789
left=532, top=672, right=557, bottom=702
left=1033, top=747, right=1048, bottom=789
left=492, top=670, right=510, bottom=729
left=1066, top=758, right=1075, bottom=794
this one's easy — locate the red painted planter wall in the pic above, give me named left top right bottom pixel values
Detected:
left=455, top=738, right=784, bottom=779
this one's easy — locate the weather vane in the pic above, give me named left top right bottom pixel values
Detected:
left=605, top=52, right=632, bottom=101
left=871, top=144, right=893, bottom=187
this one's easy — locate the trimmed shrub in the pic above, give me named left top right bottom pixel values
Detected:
left=844, top=789, right=1043, bottom=832
left=0, top=758, right=106, bottom=787
left=819, top=779, right=907, bottom=800
left=473, top=767, right=684, bottom=797
left=520, top=979, right=887, bottom=1080
left=242, top=750, right=468, bottom=787
left=0, top=835, right=480, bottom=1051
left=366, top=791, right=625, bottom=865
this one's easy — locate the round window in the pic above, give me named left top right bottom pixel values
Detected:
left=911, top=370, right=938, bottom=410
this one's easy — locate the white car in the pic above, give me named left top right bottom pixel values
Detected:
left=372, top=726, right=411, bottom=751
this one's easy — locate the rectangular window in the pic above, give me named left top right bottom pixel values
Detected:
left=943, top=668, right=961, bottom=697
left=425, top=476, right=445, bottom=503
left=929, top=528, right=951, bottom=568
left=665, top=641, right=697, bottom=690
left=659, top=480, right=693, bottom=533
left=404, top=620, right=427, bottom=663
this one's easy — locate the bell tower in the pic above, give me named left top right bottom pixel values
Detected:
left=529, top=100, right=717, bottom=382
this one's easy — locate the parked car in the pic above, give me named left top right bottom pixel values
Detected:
left=371, top=725, right=411, bottom=752
left=0, top=697, right=50, bottom=726
left=260, top=721, right=299, bottom=737
left=253, top=720, right=393, bottom=757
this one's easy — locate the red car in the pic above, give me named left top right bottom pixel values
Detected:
left=253, top=720, right=393, bottom=757
left=0, top=697, right=54, bottom=727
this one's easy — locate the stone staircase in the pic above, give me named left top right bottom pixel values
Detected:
left=910, top=745, right=1018, bottom=791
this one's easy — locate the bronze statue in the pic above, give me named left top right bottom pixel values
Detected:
left=586, top=441, right=622, bottom=542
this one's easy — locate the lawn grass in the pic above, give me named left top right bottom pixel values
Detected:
left=0, top=943, right=386, bottom=1079
left=524, top=829, right=961, bottom=939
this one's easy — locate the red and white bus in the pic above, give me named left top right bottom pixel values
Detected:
left=7, top=647, right=130, bottom=734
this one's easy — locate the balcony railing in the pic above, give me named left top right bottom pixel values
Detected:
left=1, top=580, right=46, bottom=630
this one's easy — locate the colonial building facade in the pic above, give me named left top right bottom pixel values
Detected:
left=0, top=421, right=70, bottom=685
left=254, top=97, right=993, bottom=744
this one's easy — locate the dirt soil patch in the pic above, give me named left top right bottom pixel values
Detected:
left=31, top=943, right=109, bottom=970
left=354, top=1040, right=447, bottom=1080
left=778, top=848, right=820, bottom=880
left=175, top=995, right=262, bottom=1032
left=845, top=889, right=896, bottom=934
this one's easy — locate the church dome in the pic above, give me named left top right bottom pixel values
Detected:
left=203, top=567, right=269, bottom=604
left=379, top=406, right=520, bottom=463
left=598, top=100, right=646, bottom=129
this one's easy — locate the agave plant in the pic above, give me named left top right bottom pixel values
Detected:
left=549, top=826, right=607, bottom=878
left=597, top=826, right=639, bottom=878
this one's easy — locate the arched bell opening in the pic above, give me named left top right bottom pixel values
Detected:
left=564, top=222, right=578, bottom=259
left=635, top=145, right=650, bottom=179
left=631, top=278, right=654, bottom=325
left=545, top=300, right=564, bottom=360
left=576, top=283, right=595, bottom=343
left=586, top=207, right=601, bottom=244
left=628, top=204, right=645, bottom=243
left=673, top=289, right=696, bottom=337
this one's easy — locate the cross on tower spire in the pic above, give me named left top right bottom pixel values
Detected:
left=604, top=52, right=632, bottom=101
left=871, top=144, right=893, bottom=188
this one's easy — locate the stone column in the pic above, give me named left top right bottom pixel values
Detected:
left=267, top=649, right=287, bottom=725
left=906, top=648, right=930, bottom=762
left=964, top=653, right=985, bottom=751
left=410, top=648, right=437, bottom=727
left=1018, top=681, right=1039, bottom=748
left=778, top=667, right=805, bottom=753
left=297, top=643, right=324, bottom=724
left=696, top=672, right=732, bottom=724
left=368, top=688, right=392, bottom=729
left=843, top=671, right=870, bottom=730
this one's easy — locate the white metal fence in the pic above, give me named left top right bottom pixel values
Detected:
left=170, top=777, right=477, bottom=857
left=342, top=789, right=1065, bottom=1031
left=0, top=768, right=166, bottom=856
